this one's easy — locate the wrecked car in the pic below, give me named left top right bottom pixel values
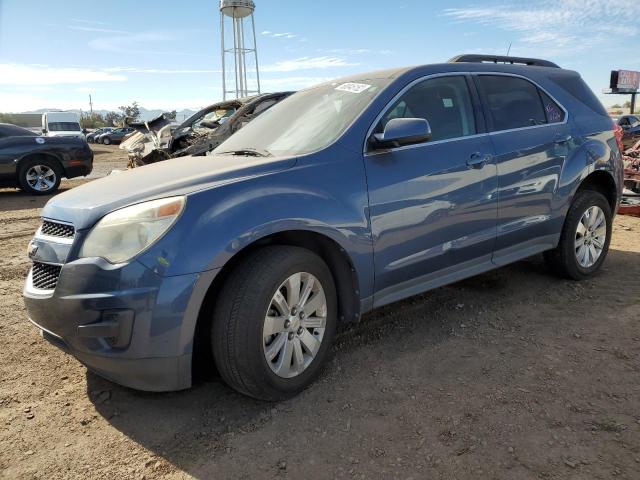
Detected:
left=121, top=92, right=293, bottom=167
left=620, top=137, right=640, bottom=216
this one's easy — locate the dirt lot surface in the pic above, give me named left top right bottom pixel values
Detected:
left=86, top=144, right=129, bottom=178
left=1, top=150, right=639, bottom=479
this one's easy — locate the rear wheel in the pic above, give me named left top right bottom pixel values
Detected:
left=212, top=246, right=337, bottom=401
left=544, top=190, right=612, bottom=280
left=103, top=136, right=111, bottom=145
left=18, top=158, right=62, bottom=195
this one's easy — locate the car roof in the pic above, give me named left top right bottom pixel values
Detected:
left=0, top=123, right=38, bottom=137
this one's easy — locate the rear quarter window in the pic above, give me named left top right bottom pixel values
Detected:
left=547, top=73, right=609, bottom=117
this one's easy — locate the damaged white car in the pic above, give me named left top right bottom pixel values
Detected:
left=121, top=92, right=293, bottom=168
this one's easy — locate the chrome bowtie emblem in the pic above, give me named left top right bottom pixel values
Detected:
left=27, top=242, right=39, bottom=259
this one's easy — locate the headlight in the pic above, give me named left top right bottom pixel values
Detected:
left=80, top=196, right=185, bottom=264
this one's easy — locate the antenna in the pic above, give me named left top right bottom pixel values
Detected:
left=506, top=42, right=512, bottom=56
left=220, top=0, right=261, bottom=100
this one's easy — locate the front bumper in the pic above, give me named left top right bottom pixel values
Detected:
left=24, top=255, right=219, bottom=392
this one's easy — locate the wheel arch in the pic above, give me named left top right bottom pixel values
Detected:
left=575, top=169, right=618, bottom=213
left=191, top=229, right=362, bottom=377
left=16, top=152, right=65, bottom=178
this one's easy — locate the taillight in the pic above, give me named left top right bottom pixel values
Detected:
left=613, top=121, right=625, bottom=154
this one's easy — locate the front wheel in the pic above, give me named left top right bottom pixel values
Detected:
left=103, top=137, right=111, bottom=145
left=544, top=189, right=612, bottom=280
left=212, top=246, right=337, bottom=401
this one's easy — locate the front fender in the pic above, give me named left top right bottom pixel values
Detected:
left=137, top=147, right=375, bottom=300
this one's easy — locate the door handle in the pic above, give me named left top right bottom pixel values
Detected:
left=554, top=134, right=572, bottom=144
left=467, top=152, right=491, bottom=169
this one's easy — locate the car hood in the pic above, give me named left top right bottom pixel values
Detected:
left=42, top=153, right=297, bottom=229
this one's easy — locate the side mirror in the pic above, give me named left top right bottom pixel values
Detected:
left=42, top=128, right=47, bottom=134
left=82, top=128, right=88, bottom=134
left=371, top=118, right=432, bottom=150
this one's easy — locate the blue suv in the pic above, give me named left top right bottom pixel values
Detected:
left=24, top=55, right=623, bottom=400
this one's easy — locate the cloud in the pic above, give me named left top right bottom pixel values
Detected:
left=0, top=64, right=126, bottom=86
left=88, top=31, right=171, bottom=53
left=262, top=56, right=359, bottom=73
left=444, top=0, right=640, bottom=57
left=69, top=18, right=113, bottom=26
left=262, top=31, right=298, bottom=39
left=318, top=48, right=394, bottom=56
left=105, top=67, right=221, bottom=74
left=69, top=25, right=130, bottom=35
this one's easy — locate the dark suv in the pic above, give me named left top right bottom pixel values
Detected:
left=24, top=55, right=623, bottom=400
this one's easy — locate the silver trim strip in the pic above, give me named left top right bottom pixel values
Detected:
left=363, top=71, right=569, bottom=157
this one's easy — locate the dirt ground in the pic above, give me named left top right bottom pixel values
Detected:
left=1, top=148, right=639, bottom=479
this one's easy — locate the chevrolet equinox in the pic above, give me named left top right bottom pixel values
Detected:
left=24, top=55, right=623, bottom=400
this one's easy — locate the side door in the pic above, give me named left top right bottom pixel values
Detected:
left=364, top=74, right=498, bottom=307
left=473, top=74, right=571, bottom=264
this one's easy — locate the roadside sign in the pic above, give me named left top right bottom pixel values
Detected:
left=610, top=70, right=640, bottom=93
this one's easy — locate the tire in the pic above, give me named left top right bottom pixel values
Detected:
left=103, top=137, right=111, bottom=145
left=17, top=158, right=62, bottom=195
left=544, top=189, right=612, bottom=280
left=212, top=245, right=338, bottom=401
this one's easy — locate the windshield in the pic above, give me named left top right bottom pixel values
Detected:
left=215, top=79, right=389, bottom=157
left=49, top=122, right=81, bottom=132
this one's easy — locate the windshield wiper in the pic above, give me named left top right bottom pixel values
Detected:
left=216, top=147, right=272, bottom=157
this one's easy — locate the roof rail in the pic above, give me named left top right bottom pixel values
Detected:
left=448, top=54, right=560, bottom=69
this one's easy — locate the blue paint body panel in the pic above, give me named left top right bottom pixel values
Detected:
left=23, top=61, right=623, bottom=391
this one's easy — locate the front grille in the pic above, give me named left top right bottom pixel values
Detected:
left=40, top=220, right=75, bottom=238
left=31, top=262, right=62, bottom=290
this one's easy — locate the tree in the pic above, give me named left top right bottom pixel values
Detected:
left=80, top=112, right=109, bottom=129
left=118, top=101, right=140, bottom=123
left=105, top=111, right=122, bottom=127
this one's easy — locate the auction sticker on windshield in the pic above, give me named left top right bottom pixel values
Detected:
left=335, top=82, right=371, bottom=94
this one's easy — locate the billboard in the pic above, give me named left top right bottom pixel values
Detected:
left=610, top=70, right=640, bottom=93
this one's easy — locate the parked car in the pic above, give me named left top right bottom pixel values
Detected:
left=0, top=123, right=92, bottom=195
left=121, top=92, right=294, bottom=167
left=98, top=127, right=134, bottom=145
left=86, top=127, right=113, bottom=143
left=24, top=55, right=622, bottom=400
left=616, top=115, right=640, bottom=149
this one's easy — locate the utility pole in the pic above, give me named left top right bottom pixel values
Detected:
left=89, top=94, right=93, bottom=115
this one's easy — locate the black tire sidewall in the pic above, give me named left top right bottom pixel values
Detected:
left=18, top=159, right=62, bottom=195
left=253, top=257, right=337, bottom=395
left=560, top=190, right=612, bottom=279
left=213, top=247, right=338, bottom=400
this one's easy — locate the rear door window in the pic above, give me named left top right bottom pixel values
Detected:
left=475, top=75, right=548, bottom=132
left=375, top=75, right=477, bottom=143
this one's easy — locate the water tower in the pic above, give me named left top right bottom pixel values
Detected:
left=220, top=0, right=261, bottom=100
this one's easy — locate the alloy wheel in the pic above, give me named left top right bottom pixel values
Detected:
left=26, top=165, right=57, bottom=192
left=263, top=272, right=327, bottom=378
left=575, top=205, right=606, bottom=268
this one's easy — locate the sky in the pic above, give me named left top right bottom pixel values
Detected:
left=0, top=0, right=639, bottom=113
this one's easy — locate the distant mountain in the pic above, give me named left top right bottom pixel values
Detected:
left=18, top=107, right=199, bottom=122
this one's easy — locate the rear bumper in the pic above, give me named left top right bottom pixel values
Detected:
left=63, top=150, right=93, bottom=179
left=23, top=257, right=219, bottom=392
